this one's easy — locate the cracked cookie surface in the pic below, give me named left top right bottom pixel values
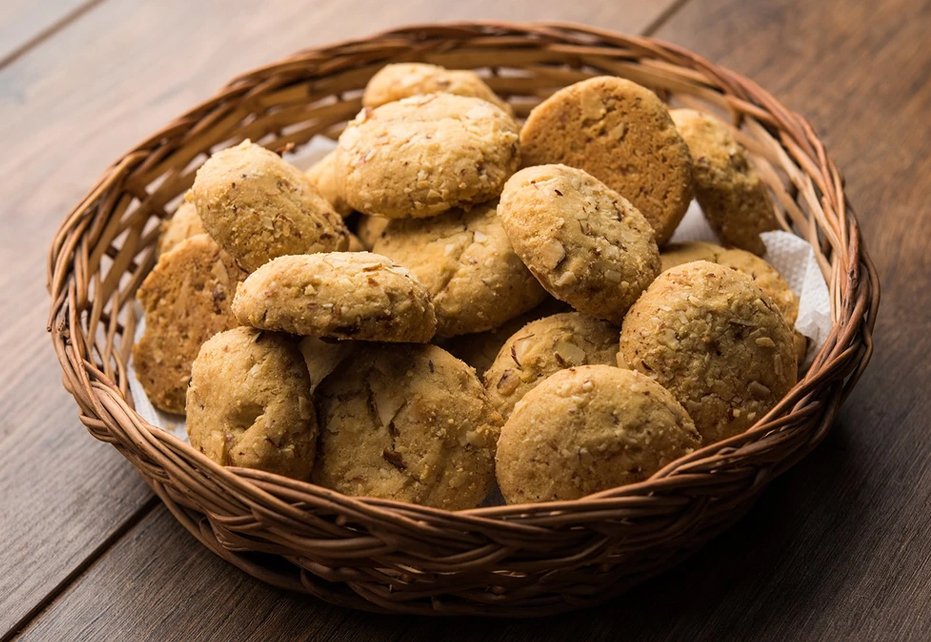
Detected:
left=232, top=252, right=437, bottom=342
left=192, top=139, right=349, bottom=272
left=620, top=261, right=797, bottom=444
left=133, top=234, right=247, bottom=414
left=363, top=62, right=513, bottom=114
left=519, top=76, right=693, bottom=245
left=483, top=312, right=620, bottom=419
left=496, top=365, right=700, bottom=504
left=312, top=344, right=501, bottom=509
left=336, top=93, right=520, bottom=218
left=499, top=164, right=660, bottom=321
left=372, top=201, right=547, bottom=337
left=671, top=109, right=778, bottom=255
left=186, top=327, right=317, bottom=480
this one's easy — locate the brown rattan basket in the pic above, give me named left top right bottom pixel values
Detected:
left=47, top=22, right=878, bottom=617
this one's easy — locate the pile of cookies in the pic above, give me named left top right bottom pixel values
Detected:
left=133, top=62, right=801, bottom=510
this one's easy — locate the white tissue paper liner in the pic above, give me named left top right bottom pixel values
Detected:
left=128, top=148, right=833, bottom=439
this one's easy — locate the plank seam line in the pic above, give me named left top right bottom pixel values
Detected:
left=0, top=0, right=109, bottom=70
left=1, top=494, right=160, bottom=641
left=642, top=0, right=692, bottom=36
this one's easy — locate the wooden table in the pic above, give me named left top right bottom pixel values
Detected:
left=2, top=0, right=928, bottom=639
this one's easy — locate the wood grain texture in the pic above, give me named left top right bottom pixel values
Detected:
left=0, top=0, right=98, bottom=67
left=0, top=1, right=679, bottom=639
left=6, top=0, right=929, bottom=639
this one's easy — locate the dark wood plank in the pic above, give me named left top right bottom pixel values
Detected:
left=0, top=0, right=97, bottom=67
left=0, top=0, right=680, bottom=638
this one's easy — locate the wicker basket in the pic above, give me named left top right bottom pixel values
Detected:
left=47, top=22, right=878, bottom=617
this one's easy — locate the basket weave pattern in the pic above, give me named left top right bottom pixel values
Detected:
left=47, top=23, right=878, bottom=616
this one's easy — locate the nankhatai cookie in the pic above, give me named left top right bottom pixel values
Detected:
left=519, top=76, right=693, bottom=245
left=232, top=252, right=437, bottom=342
left=498, top=164, right=660, bottom=321
left=312, top=344, right=501, bottom=509
left=192, top=139, right=349, bottom=271
left=363, top=62, right=512, bottom=114
left=620, top=261, right=797, bottom=444
left=496, top=365, right=700, bottom=504
left=298, top=337, right=354, bottom=392
left=336, top=93, right=520, bottom=218
left=157, top=199, right=205, bottom=256
left=186, top=327, right=317, bottom=479
left=305, top=149, right=352, bottom=216
left=355, top=214, right=389, bottom=250
left=483, top=312, right=620, bottom=419
left=132, top=234, right=247, bottom=414
left=670, top=108, right=778, bottom=255
left=372, top=201, right=547, bottom=336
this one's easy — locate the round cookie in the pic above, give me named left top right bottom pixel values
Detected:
left=520, top=76, right=693, bottom=245
left=305, top=149, right=352, bottom=216
left=355, top=214, right=389, bottom=250
left=232, top=252, right=437, bottom=342
left=670, top=108, right=778, bottom=255
left=312, top=344, right=501, bottom=509
left=186, top=327, right=317, bottom=480
left=133, top=234, right=247, bottom=414
left=620, top=261, right=798, bottom=444
left=336, top=93, right=520, bottom=218
left=372, top=201, right=547, bottom=337
left=496, top=365, right=700, bottom=504
left=363, top=63, right=513, bottom=114
left=157, top=199, right=205, bottom=256
left=484, top=312, right=620, bottom=419
left=192, top=139, right=349, bottom=272
left=498, top=164, right=660, bottom=321
left=661, top=241, right=799, bottom=325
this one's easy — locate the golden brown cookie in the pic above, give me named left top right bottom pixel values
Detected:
left=670, top=109, right=778, bottom=255
left=346, top=232, right=366, bottom=252
left=661, top=241, right=799, bottom=325
left=442, top=297, right=568, bottom=376
left=620, top=261, right=797, bottom=444
left=186, top=327, right=317, bottom=479
left=355, top=214, right=389, bottom=250
left=297, top=337, right=354, bottom=393
left=496, top=365, right=700, bottom=504
left=498, top=164, right=660, bottom=321
left=232, top=252, right=437, bottom=342
left=372, top=201, right=547, bottom=337
left=157, top=199, right=205, bottom=256
left=483, top=312, right=620, bottom=419
left=520, top=76, right=693, bottom=245
left=192, top=139, right=349, bottom=272
left=132, top=234, right=247, bottom=414
left=336, top=93, right=520, bottom=218
left=363, top=62, right=513, bottom=114
left=312, top=344, right=501, bottom=509
left=305, top=149, right=352, bottom=216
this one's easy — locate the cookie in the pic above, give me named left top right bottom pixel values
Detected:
left=192, top=139, right=349, bottom=272
left=346, top=232, right=366, bottom=252
left=298, top=337, right=354, bottom=392
left=620, top=261, right=798, bottom=444
left=305, top=149, right=352, bottom=216
left=232, top=252, right=437, bottom=342
left=496, top=365, right=700, bottom=504
left=363, top=63, right=513, bottom=114
left=661, top=241, right=799, bottom=325
left=372, top=201, right=547, bottom=337
left=670, top=109, right=778, bottom=255
left=157, top=199, right=205, bottom=256
left=355, top=214, right=389, bottom=250
left=336, top=93, right=520, bottom=218
left=519, top=76, right=693, bottom=245
left=442, top=297, right=568, bottom=376
left=186, top=327, right=317, bottom=479
left=483, top=312, right=620, bottom=419
left=498, top=164, right=660, bottom=321
left=132, top=234, right=247, bottom=414
left=312, top=344, right=501, bottom=509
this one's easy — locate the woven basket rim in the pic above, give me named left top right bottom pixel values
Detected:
left=46, top=21, right=879, bottom=615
